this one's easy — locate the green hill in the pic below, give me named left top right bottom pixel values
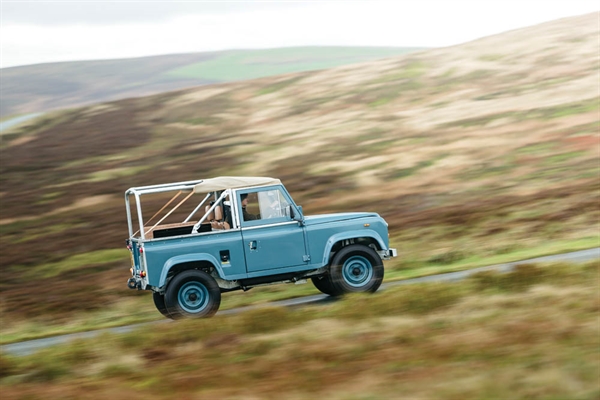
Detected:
left=0, top=46, right=423, bottom=117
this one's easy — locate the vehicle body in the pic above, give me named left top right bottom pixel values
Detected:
left=124, top=176, right=397, bottom=318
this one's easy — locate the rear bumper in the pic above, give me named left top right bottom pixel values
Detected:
left=127, top=276, right=148, bottom=290
left=127, top=277, right=141, bottom=290
left=378, top=248, right=398, bottom=260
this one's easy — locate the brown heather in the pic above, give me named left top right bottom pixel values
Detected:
left=0, top=13, right=598, bottom=338
left=1, top=261, right=598, bottom=398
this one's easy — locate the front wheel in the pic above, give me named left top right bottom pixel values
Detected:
left=329, top=245, right=384, bottom=294
left=164, top=270, right=221, bottom=318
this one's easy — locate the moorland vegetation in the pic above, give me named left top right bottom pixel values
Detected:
left=0, top=13, right=598, bottom=342
left=1, top=260, right=598, bottom=398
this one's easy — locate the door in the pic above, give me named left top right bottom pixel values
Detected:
left=238, top=188, right=307, bottom=273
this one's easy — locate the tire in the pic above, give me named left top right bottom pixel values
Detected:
left=152, top=292, right=174, bottom=319
left=164, top=270, right=221, bottom=318
left=329, top=244, right=384, bottom=294
left=311, top=275, right=341, bottom=296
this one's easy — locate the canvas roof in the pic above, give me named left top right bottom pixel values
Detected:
left=193, top=176, right=281, bottom=193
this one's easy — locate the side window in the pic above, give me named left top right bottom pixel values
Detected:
left=239, top=189, right=292, bottom=223
left=258, top=189, right=290, bottom=219
left=240, top=192, right=261, bottom=221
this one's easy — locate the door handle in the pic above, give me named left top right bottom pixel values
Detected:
left=249, top=240, right=257, bottom=250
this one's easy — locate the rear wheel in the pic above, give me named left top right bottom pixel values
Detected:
left=165, top=270, right=221, bottom=318
left=152, top=292, right=173, bottom=319
left=311, top=275, right=341, bottom=296
left=329, top=244, right=384, bottom=294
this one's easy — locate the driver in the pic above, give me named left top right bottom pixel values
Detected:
left=240, top=193, right=260, bottom=221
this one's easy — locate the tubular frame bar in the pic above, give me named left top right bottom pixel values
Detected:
left=125, top=179, right=204, bottom=194
left=135, top=192, right=145, bottom=240
left=184, top=193, right=211, bottom=223
left=125, top=192, right=134, bottom=238
left=144, top=190, right=195, bottom=236
left=192, top=190, right=230, bottom=233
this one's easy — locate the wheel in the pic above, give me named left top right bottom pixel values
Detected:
left=164, top=270, right=221, bottom=318
left=329, top=245, right=384, bottom=294
left=311, top=275, right=341, bottom=296
left=152, top=292, right=174, bottom=319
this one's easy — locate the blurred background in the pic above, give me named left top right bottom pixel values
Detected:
left=1, top=1, right=598, bottom=398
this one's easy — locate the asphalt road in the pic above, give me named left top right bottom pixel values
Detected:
left=3, top=247, right=598, bottom=356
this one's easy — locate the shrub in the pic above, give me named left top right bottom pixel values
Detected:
left=25, top=360, right=70, bottom=383
left=471, top=263, right=543, bottom=292
left=331, top=283, right=464, bottom=319
left=504, top=263, right=543, bottom=291
left=234, top=306, right=294, bottom=334
left=392, top=283, right=464, bottom=314
left=0, top=353, right=17, bottom=378
left=100, top=363, right=136, bottom=378
left=427, top=249, right=466, bottom=265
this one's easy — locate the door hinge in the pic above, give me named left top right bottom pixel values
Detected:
left=303, top=255, right=311, bottom=262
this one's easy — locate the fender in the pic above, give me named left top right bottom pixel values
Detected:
left=159, top=253, right=224, bottom=287
left=322, top=230, right=387, bottom=265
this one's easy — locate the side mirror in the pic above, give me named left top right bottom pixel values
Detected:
left=293, top=205, right=304, bottom=224
left=287, top=205, right=303, bottom=222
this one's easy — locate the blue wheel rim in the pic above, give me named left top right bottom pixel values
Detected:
left=342, top=255, right=373, bottom=288
left=178, top=281, right=210, bottom=313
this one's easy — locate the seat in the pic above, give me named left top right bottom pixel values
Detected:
left=207, top=204, right=230, bottom=230
left=204, top=205, right=215, bottom=222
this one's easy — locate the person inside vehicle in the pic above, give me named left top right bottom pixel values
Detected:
left=240, top=193, right=260, bottom=221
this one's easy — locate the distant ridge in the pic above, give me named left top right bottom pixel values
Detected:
left=1, top=46, right=423, bottom=117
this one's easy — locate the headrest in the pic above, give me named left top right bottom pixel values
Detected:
left=205, top=205, right=215, bottom=221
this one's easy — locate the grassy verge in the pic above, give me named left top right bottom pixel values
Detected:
left=1, top=239, right=597, bottom=345
left=384, top=236, right=599, bottom=281
left=1, top=260, right=598, bottom=399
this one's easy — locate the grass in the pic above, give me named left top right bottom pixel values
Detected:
left=516, top=141, right=558, bottom=155
left=257, top=76, right=307, bottom=96
left=373, top=59, right=427, bottom=83
left=1, top=13, right=598, bottom=363
left=544, top=151, right=586, bottom=165
left=23, top=249, right=128, bottom=279
left=442, top=98, right=599, bottom=128
left=2, top=260, right=598, bottom=398
left=479, top=54, right=505, bottom=62
left=1, top=236, right=597, bottom=345
left=184, top=116, right=221, bottom=125
left=383, top=236, right=599, bottom=282
left=542, top=98, right=599, bottom=119
left=87, top=166, right=150, bottom=182
left=6, top=223, right=81, bottom=244
left=458, top=162, right=515, bottom=180
left=385, top=159, right=435, bottom=179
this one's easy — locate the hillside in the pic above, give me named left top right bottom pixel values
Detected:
left=2, top=261, right=599, bottom=398
left=0, top=46, right=422, bottom=117
left=0, top=13, right=598, bottom=336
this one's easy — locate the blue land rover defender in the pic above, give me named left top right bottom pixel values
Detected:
left=125, top=177, right=397, bottom=318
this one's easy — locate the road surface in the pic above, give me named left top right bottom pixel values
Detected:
left=3, top=247, right=598, bottom=356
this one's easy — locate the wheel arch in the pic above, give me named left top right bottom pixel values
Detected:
left=159, top=253, right=223, bottom=289
left=322, top=230, right=386, bottom=266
